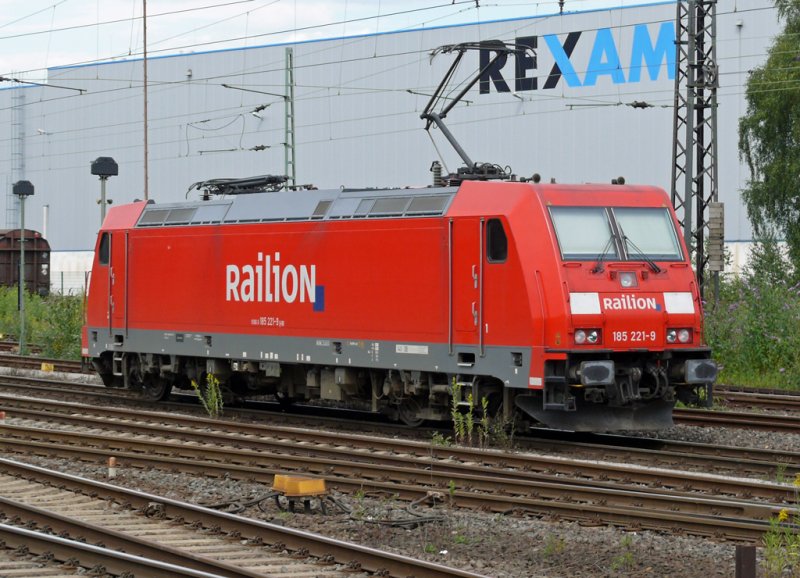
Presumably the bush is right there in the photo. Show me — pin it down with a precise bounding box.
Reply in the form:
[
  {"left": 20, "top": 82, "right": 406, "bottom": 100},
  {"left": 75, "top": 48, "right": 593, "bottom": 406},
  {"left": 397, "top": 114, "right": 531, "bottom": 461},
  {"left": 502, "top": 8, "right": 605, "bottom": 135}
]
[
  {"left": 0, "top": 287, "right": 84, "bottom": 360},
  {"left": 705, "top": 277, "right": 800, "bottom": 387},
  {"left": 705, "top": 234, "right": 800, "bottom": 388},
  {"left": 31, "top": 293, "right": 84, "bottom": 360}
]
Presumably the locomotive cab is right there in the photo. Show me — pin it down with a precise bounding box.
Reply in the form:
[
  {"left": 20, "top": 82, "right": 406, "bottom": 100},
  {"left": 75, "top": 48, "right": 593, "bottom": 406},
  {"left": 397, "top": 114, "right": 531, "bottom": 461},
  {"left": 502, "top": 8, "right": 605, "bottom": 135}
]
[{"left": 513, "top": 186, "right": 717, "bottom": 431}]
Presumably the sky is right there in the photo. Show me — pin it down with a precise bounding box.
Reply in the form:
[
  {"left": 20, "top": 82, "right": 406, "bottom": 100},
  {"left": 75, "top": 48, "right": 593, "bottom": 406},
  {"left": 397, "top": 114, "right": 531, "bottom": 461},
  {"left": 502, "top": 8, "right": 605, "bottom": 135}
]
[{"left": 0, "top": 0, "right": 655, "bottom": 81}]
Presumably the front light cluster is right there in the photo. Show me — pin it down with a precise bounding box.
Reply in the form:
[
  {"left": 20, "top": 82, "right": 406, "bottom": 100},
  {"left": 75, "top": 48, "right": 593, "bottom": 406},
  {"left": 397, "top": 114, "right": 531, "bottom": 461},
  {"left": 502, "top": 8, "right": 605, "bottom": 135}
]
[
  {"left": 574, "top": 328, "right": 601, "bottom": 345},
  {"left": 666, "top": 328, "right": 692, "bottom": 344}
]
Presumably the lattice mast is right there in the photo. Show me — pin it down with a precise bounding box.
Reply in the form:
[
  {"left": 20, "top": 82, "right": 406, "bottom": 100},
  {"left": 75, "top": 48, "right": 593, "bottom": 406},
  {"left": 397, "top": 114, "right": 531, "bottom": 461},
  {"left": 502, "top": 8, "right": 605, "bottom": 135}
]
[
  {"left": 671, "top": 0, "right": 722, "bottom": 298},
  {"left": 284, "top": 47, "right": 296, "bottom": 190}
]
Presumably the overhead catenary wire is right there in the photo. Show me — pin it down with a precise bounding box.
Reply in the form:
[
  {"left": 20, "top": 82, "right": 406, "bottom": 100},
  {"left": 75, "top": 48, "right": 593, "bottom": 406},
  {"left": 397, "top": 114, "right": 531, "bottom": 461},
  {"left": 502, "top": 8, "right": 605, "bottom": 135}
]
[
  {"left": 0, "top": 0, "right": 259, "bottom": 43},
  {"left": 0, "top": 1, "right": 777, "bottom": 91},
  {"left": 4, "top": 1, "right": 776, "bottom": 81},
  {"left": 0, "top": 2, "right": 784, "bottom": 171},
  {"left": 0, "top": 36, "right": 778, "bottom": 149},
  {"left": 0, "top": 48, "right": 782, "bottom": 152},
  {"left": 0, "top": 0, "right": 486, "bottom": 78},
  {"left": 2, "top": 1, "right": 778, "bottom": 93}
]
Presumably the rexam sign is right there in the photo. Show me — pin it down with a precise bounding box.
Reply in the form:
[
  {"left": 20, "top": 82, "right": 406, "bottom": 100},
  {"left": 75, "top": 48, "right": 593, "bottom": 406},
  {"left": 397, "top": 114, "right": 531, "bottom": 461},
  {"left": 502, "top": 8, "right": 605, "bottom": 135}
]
[{"left": 478, "top": 22, "right": 675, "bottom": 92}]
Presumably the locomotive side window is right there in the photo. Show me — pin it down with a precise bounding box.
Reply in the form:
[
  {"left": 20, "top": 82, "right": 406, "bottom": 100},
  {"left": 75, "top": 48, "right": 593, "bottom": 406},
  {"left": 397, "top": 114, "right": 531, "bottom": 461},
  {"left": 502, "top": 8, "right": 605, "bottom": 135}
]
[
  {"left": 354, "top": 199, "right": 374, "bottom": 217},
  {"left": 370, "top": 197, "right": 411, "bottom": 217},
  {"left": 550, "top": 207, "right": 618, "bottom": 260},
  {"left": 139, "top": 209, "right": 169, "bottom": 226},
  {"left": 486, "top": 218, "right": 508, "bottom": 262},
  {"left": 98, "top": 232, "right": 110, "bottom": 266},
  {"left": 613, "top": 208, "right": 683, "bottom": 260},
  {"left": 312, "top": 200, "right": 333, "bottom": 219}
]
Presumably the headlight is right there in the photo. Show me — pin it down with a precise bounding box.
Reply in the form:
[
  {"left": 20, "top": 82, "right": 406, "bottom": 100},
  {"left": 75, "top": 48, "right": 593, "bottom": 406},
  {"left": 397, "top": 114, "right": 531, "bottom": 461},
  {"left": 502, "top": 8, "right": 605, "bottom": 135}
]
[
  {"left": 666, "top": 328, "right": 692, "bottom": 344},
  {"left": 619, "top": 271, "right": 638, "bottom": 288},
  {"left": 574, "top": 329, "right": 600, "bottom": 345}
]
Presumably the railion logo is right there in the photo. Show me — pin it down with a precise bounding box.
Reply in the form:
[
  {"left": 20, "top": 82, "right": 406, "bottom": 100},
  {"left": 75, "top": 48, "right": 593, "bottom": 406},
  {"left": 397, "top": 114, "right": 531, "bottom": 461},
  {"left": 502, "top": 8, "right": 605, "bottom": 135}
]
[
  {"left": 226, "top": 251, "right": 324, "bottom": 310},
  {"left": 478, "top": 22, "right": 675, "bottom": 93},
  {"left": 602, "top": 295, "right": 661, "bottom": 311}
]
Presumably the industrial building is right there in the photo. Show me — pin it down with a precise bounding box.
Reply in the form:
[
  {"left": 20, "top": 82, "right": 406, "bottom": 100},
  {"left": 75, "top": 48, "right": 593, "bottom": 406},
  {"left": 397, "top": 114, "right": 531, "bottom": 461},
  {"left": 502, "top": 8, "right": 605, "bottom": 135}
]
[{"left": 0, "top": 0, "right": 777, "bottom": 291}]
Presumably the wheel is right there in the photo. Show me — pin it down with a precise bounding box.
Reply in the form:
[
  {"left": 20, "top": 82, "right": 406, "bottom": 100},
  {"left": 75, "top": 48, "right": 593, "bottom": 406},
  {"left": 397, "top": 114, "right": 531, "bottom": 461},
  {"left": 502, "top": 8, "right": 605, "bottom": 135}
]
[
  {"left": 276, "top": 392, "right": 295, "bottom": 411},
  {"left": 127, "top": 357, "right": 170, "bottom": 401},
  {"left": 397, "top": 397, "right": 424, "bottom": 427},
  {"left": 140, "top": 374, "right": 171, "bottom": 401}
]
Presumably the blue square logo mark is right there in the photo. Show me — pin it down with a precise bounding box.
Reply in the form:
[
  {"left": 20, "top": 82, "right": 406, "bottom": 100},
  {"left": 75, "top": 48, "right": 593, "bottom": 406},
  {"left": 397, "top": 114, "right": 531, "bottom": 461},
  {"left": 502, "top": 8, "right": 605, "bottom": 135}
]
[{"left": 313, "top": 285, "right": 325, "bottom": 312}]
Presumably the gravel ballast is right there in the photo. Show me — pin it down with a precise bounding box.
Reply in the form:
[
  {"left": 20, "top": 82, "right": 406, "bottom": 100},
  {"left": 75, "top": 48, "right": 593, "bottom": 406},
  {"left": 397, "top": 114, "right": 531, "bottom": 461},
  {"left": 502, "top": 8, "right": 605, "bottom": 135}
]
[{"left": 11, "top": 419, "right": 790, "bottom": 577}]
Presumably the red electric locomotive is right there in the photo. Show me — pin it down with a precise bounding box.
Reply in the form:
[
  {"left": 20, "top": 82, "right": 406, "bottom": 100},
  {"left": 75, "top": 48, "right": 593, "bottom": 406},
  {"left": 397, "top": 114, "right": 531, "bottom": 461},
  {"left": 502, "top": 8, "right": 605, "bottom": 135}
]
[
  {"left": 81, "top": 176, "right": 716, "bottom": 431},
  {"left": 81, "top": 42, "right": 716, "bottom": 431}
]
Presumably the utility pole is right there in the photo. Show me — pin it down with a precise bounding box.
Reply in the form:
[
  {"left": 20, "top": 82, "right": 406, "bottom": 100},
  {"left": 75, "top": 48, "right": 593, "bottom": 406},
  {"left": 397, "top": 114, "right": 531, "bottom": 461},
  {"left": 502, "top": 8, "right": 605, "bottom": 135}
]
[
  {"left": 284, "top": 47, "right": 296, "bottom": 189},
  {"left": 8, "top": 90, "right": 24, "bottom": 230},
  {"left": 143, "top": 0, "right": 149, "bottom": 200},
  {"left": 12, "top": 181, "right": 33, "bottom": 355},
  {"left": 671, "top": 0, "right": 722, "bottom": 299}
]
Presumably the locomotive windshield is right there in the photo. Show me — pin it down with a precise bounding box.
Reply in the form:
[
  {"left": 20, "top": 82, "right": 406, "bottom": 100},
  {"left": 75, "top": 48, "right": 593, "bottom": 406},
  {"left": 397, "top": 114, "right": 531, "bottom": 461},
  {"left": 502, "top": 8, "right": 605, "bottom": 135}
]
[
  {"left": 550, "top": 207, "right": 618, "bottom": 260},
  {"left": 613, "top": 207, "right": 683, "bottom": 260},
  {"left": 550, "top": 206, "right": 683, "bottom": 262}
]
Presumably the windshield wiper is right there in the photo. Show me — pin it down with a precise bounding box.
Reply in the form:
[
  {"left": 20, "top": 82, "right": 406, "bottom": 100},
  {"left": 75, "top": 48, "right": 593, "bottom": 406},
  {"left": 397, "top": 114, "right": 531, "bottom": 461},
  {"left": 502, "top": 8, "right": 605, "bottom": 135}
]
[
  {"left": 590, "top": 235, "right": 616, "bottom": 274},
  {"left": 618, "top": 225, "right": 662, "bottom": 273}
]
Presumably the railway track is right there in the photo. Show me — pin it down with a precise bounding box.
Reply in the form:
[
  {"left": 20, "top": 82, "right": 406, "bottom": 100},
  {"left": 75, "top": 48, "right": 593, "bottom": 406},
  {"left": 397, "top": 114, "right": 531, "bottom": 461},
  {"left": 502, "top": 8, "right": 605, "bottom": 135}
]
[
  {"left": 714, "top": 384, "right": 800, "bottom": 411},
  {"left": 4, "top": 350, "right": 800, "bottom": 419},
  {"left": 0, "top": 352, "right": 84, "bottom": 375},
  {"left": 1, "top": 373, "right": 800, "bottom": 480},
  {"left": 673, "top": 407, "right": 800, "bottom": 431},
  {"left": 0, "top": 394, "right": 789, "bottom": 544},
  {"left": 0, "top": 458, "right": 482, "bottom": 578},
  {"left": 0, "top": 372, "right": 799, "bottom": 482},
  {"left": 4, "top": 345, "right": 800, "bottom": 412},
  {"left": 0, "top": 523, "right": 224, "bottom": 578},
  {"left": 0, "top": 366, "right": 797, "bottom": 545},
  {"left": 3, "top": 395, "right": 794, "bottom": 503},
  {"left": 5, "top": 367, "right": 800, "bottom": 433}
]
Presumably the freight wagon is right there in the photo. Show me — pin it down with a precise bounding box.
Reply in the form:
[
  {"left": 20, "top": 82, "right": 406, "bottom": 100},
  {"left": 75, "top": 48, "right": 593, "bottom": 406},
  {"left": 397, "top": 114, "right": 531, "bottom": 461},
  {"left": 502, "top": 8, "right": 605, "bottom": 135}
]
[{"left": 0, "top": 229, "right": 50, "bottom": 296}]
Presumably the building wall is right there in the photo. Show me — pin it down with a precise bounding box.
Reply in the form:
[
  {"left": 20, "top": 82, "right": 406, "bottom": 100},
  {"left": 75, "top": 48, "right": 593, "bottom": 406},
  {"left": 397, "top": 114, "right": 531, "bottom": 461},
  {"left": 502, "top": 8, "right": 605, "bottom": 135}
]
[{"left": 0, "top": 0, "right": 778, "bottom": 267}]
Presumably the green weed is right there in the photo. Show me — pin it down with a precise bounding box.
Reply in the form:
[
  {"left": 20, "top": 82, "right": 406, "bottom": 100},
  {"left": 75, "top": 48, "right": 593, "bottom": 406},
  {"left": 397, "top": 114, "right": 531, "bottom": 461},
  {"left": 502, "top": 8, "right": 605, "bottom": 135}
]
[
  {"left": 191, "top": 373, "right": 224, "bottom": 417},
  {"left": 431, "top": 431, "right": 452, "bottom": 447},
  {"left": 541, "top": 533, "right": 565, "bottom": 558},
  {"left": 610, "top": 534, "right": 635, "bottom": 573},
  {"left": 777, "top": 463, "right": 789, "bottom": 484},
  {"left": 450, "top": 379, "right": 466, "bottom": 443}
]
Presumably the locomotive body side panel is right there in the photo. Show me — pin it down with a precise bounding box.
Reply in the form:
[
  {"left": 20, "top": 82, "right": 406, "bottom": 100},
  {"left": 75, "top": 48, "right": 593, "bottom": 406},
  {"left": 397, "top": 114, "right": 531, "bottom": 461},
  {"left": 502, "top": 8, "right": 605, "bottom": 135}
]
[
  {"left": 85, "top": 192, "right": 539, "bottom": 394},
  {"left": 124, "top": 219, "right": 449, "bottom": 340}
]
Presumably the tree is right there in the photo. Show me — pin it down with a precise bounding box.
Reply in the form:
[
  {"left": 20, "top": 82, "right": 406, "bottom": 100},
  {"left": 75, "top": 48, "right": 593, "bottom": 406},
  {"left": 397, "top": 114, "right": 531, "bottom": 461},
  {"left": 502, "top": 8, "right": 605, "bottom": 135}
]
[
  {"left": 739, "top": 0, "right": 800, "bottom": 273},
  {"left": 744, "top": 229, "right": 794, "bottom": 286}
]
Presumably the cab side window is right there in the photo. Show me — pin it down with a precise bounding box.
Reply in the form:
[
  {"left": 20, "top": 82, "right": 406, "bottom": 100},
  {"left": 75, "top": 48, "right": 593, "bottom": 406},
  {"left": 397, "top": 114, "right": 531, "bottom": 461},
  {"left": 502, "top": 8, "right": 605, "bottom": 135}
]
[
  {"left": 487, "top": 218, "right": 508, "bottom": 263},
  {"left": 98, "top": 232, "right": 110, "bottom": 266}
]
